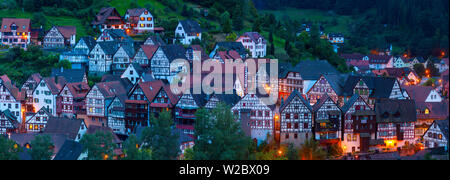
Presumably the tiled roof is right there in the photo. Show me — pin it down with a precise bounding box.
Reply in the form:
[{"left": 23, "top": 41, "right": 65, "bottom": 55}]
[
  {"left": 341, "top": 94, "right": 361, "bottom": 113},
  {"left": 144, "top": 35, "right": 165, "bottom": 45},
  {"left": 56, "top": 26, "right": 76, "bottom": 39},
  {"left": 126, "top": 8, "right": 147, "bottom": 17},
  {"left": 241, "top": 32, "right": 267, "bottom": 44},
  {"left": 434, "top": 119, "right": 449, "bottom": 142},
  {"left": 43, "top": 117, "right": 84, "bottom": 140},
  {"left": 416, "top": 101, "right": 449, "bottom": 120},
  {"left": 96, "top": 80, "right": 129, "bottom": 101},
  {"left": 213, "top": 42, "right": 248, "bottom": 58},
  {"left": 97, "top": 41, "right": 120, "bottom": 55},
  {"left": 79, "top": 36, "right": 97, "bottom": 51},
  {"left": 51, "top": 68, "right": 86, "bottom": 83},
  {"left": 342, "top": 75, "right": 397, "bottom": 98},
  {"left": 65, "top": 82, "right": 90, "bottom": 99},
  {"left": 92, "top": 7, "right": 122, "bottom": 25},
  {"left": 1, "top": 18, "right": 31, "bottom": 32},
  {"left": 1, "top": 75, "right": 23, "bottom": 101},
  {"left": 137, "top": 80, "right": 180, "bottom": 107},
  {"left": 140, "top": 45, "right": 159, "bottom": 59},
  {"left": 279, "top": 90, "right": 312, "bottom": 113},
  {"left": 368, "top": 55, "right": 392, "bottom": 64},
  {"left": 43, "top": 76, "right": 67, "bottom": 95},
  {"left": 160, "top": 45, "right": 186, "bottom": 62},
  {"left": 216, "top": 50, "right": 241, "bottom": 61},
  {"left": 179, "top": 20, "right": 202, "bottom": 34},
  {"left": 375, "top": 99, "right": 416, "bottom": 123},
  {"left": 294, "top": 60, "right": 340, "bottom": 80},
  {"left": 53, "top": 140, "right": 83, "bottom": 160},
  {"left": 402, "top": 85, "right": 434, "bottom": 103}
]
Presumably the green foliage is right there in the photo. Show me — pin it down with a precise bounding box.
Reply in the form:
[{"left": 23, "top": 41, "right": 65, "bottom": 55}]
[
  {"left": 298, "top": 138, "right": 326, "bottom": 160},
  {"left": 327, "top": 143, "right": 343, "bottom": 158},
  {"left": 220, "top": 11, "right": 232, "bottom": 34},
  {"left": 80, "top": 131, "right": 117, "bottom": 160},
  {"left": 55, "top": 60, "right": 72, "bottom": 70},
  {"left": 140, "top": 110, "right": 180, "bottom": 160},
  {"left": 29, "top": 135, "right": 54, "bottom": 160},
  {"left": 183, "top": 147, "right": 194, "bottom": 160},
  {"left": 193, "top": 103, "right": 252, "bottom": 160},
  {"left": 225, "top": 32, "right": 237, "bottom": 42},
  {"left": 0, "top": 46, "right": 59, "bottom": 86},
  {"left": 0, "top": 136, "right": 21, "bottom": 160},
  {"left": 414, "top": 63, "right": 426, "bottom": 77},
  {"left": 123, "top": 135, "right": 152, "bottom": 160}
]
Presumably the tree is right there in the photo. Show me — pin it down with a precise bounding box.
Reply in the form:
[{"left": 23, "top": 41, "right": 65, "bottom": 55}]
[
  {"left": 298, "top": 138, "right": 326, "bottom": 160},
  {"left": 31, "top": 12, "right": 47, "bottom": 29},
  {"left": 123, "top": 135, "right": 152, "bottom": 160},
  {"left": 140, "top": 111, "right": 179, "bottom": 160},
  {"left": 327, "top": 143, "right": 343, "bottom": 158},
  {"left": 55, "top": 60, "right": 72, "bottom": 69},
  {"left": 80, "top": 131, "right": 117, "bottom": 160},
  {"left": 225, "top": 32, "right": 237, "bottom": 42},
  {"left": 130, "top": 0, "right": 139, "bottom": 9},
  {"left": 232, "top": 2, "right": 244, "bottom": 31},
  {"left": 252, "top": 18, "right": 262, "bottom": 32},
  {"left": 0, "top": 136, "right": 21, "bottom": 160},
  {"left": 29, "top": 135, "right": 54, "bottom": 160},
  {"left": 414, "top": 63, "right": 426, "bottom": 77},
  {"left": 286, "top": 143, "right": 299, "bottom": 160},
  {"left": 193, "top": 103, "right": 252, "bottom": 160},
  {"left": 220, "top": 11, "right": 232, "bottom": 34}
]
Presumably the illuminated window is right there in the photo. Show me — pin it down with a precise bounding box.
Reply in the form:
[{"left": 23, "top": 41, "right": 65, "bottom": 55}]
[
  {"left": 140, "top": 24, "right": 144, "bottom": 27},
  {"left": 320, "top": 123, "right": 326, "bottom": 128},
  {"left": 29, "top": 124, "right": 33, "bottom": 130},
  {"left": 147, "top": 17, "right": 152, "bottom": 21},
  {"left": 425, "top": 108, "right": 430, "bottom": 114},
  {"left": 438, "top": 134, "right": 442, "bottom": 139},
  {"left": 140, "top": 17, "right": 145, "bottom": 21}
]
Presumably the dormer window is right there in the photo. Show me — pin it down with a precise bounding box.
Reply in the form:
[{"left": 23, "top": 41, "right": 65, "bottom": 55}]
[
  {"left": 425, "top": 108, "right": 430, "bottom": 114},
  {"left": 144, "top": 11, "right": 148, "bottom": 15}
]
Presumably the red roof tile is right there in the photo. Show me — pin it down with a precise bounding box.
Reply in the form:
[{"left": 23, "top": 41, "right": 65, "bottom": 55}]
[{"left": 1, "top": 18, "right": 31, "bottom": 33}]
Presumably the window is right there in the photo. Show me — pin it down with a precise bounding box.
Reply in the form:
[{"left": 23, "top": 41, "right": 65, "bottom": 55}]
[
  {"left": 294, "top": 133, "right": 298, "bottom": 139},
  {"left": 287, "top": 123, "right": 291, "bottom": 129},
  {"left": 285, "top": 133, "right": 289, "bottom": 139}
]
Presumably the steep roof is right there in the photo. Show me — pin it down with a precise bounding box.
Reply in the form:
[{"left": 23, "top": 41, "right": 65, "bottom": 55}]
[
  {"left": 279, "top": 90, "right": 312, "bottom": 113},
  {"left": 294, "top": 60, "right": 340, "bottom": 80},
  {"left": 56, "top": 26, "right": 76, "bottom": 39},
  {"left": 342, "top": 75, "right": 397, "bottom": 98},
  {"left": 92, "top": 7, "right": 122, "bottom": 25},
  {"left": 368, "top": 54, "right": 392, "bottom": 64},
  {"left": 79, "top": 36, "right": 97, "bottom": 51},
  {"left": 144, "top": 35, "right": 166, "bottom": 45},
  {"left": 126, "top": 8, "right": 147, "bottom": 17},
  {"left": 103, "top": 29, "right": 131, "bottom": 41},
  {"left": 214, "top": 92, "right": 242, "bottom": 107},
  {"left": 65, "top": 82, "right": 90, "bottom": 99},
  {"left": 160, "top": 45, "right": 186, "bottom": 62},
  {"left": 51, "top": 68, "right": 86, "bottom": 83},
  {"left": 9, "top": 133, "right": 68, "bottom": 156},
  {"left": 43, "top": 117, "right": 84, "bottom": 140},
  {"left": 179, "top": 20, "right": 202, "bottom": 34},
  {"left": 130, "top": 63, "right": 145, "bottom": 76},
  {"left": 215, "top": 50, "right": 241, "bottom": 61},
  {"left": 97, "top": 41, "right": 120, "bottom": 55},
  {"left": 241, "top": 32, "right": 267, "bottom": 44},
  {"left": 53, "top": 140, "right": 84, "bottom": 160},
  {"left": 323, "top": 74, "right": 348, "bottom": 96},
  {"left": 341, "top": 94, "right": 362, "bottom": 113},
  {"left": 119, "top": 43, "right": 135, "bottom": 57},
  {"left": 214, "top": 42, "right": 248, "bottom": 57},
  {"left": 434, "top": 119, "right": 449, "bottom": 141},
  {"left": 312, "top": 93, "right": 339, "bottom": 112},
  {"left": 1, "top": 18, "right": 31, "bottom": 33},
  {"left": 0, "top": 75, "right": 23, "bottom": 101},
  {"left": 140, "top": 45, "right": 159, "bottom": 59},
  {"left": 43, "top": 76, "right": 67, "bottom": 95},
  {"left": 95, "top": 80, "right": 130, "bottom": 101},
  {"left": 416, "top": 101, "right": 449, "bottom": 120},
  {"left": 375, "top": 99, "right": 416, "bottom": 123},
  {"left": 402, "top": 85, "right": 434, "bottom": 103}
]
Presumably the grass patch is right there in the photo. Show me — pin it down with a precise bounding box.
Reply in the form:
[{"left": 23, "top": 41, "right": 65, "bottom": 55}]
[{"left": 260, "top": 8, "right": 353, "bottom": 35}]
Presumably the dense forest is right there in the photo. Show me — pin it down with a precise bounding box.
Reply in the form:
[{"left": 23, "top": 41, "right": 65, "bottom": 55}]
[{"left": 253, "top": 0, "right": 449, "bottom": 57}]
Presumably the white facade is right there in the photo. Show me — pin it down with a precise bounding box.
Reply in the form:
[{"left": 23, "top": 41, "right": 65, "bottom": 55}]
[
  {"left": 175, "top": 22, "right": 202, "bottom": 45},
  {"left": 236, "top": 35, "right": 266, "bottom": 58},
  {"left": 89, "top": 44, "right": 112, "bottom": 73},
  {"left": 423, "top": 121, "right": 448, "bottom": 149},
  {"left": 121, "top": 64, "right": 141, "bottom": 84},
  {"left": 33, "top": 80, "right": 57, "bottom": 116},
  {"left": 125, "top": 9, "right": 154, "bottom": 34},
  {"left": 425, "top": 90, "right": 442, "bottom": 102}
]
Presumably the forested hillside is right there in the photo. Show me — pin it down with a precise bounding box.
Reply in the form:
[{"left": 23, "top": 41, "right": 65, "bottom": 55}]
[{"left": 253, "top": 0, "right": 449, "bottom": 57}]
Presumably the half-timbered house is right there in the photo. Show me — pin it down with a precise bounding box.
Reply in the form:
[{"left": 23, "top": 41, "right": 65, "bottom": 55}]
[
  {"left": 375, "top": 99, "right": 416, "bottom": 151},
  {"left": 0, "top": 18, "right": 31, "bottom": 49},
  {"left": 121, "top": 63, "right": 145, "bottom": 84},
  {"left": 422, "top": 119, "right": 448, "bottom": 149},
  {"left": 21, "top": 73, "right": 42, "bottom": 112},
  {"left": 56, "top": 82, "right": 90, "bottom": 118},
  {"left": 231, "top": 93, "right": 276, "bottom": 143},
  {"left": 150, "top": 45, "right": 186, "bottom": 81},
  {"left": 174, "top": 20, "right": 202, "bottom": 45},
  {"left": 88, "top": 41, "right": 120, "bottom": 75},
  {"left": 340, "top": 94, "right": 376, "bottom": 153},
  {"left": 43, "top": 26, "right": 76, "bottom": 48},
  {"left": 0, "top": 109, "right": 18, "bottom": 135},
  {"left": 0, "top": 75, "right": 24, "bottom": 121},
  {"left": 112, "top": 44, "right": 135, "bottom": 75},
  {"left": 91, "top": 7, "right": 125, "bottom": 32},
  {"left": 59, "top": 36, "right": 96, "bottom": 69},
  {"left": 278, "top": 63, "right": 304, "bottom": 102},
  {"left": 107, "top": 96, "right": 126, "bottom": 135},
  {"left": 44, "top": 117, "right": 87, "bottom": 142},
  {"left": 174, "top": 89, "right": 206, "bottom": 136},
  {"left": 124, "top": 8, "right": 154, "bottom": 34},
  {"left": 132, "top": 45, "right": 158, "bottom": 68},
  {"left": 32, "top": 76, "right": 67, "bottom": 116},
  {"left": 24, "top": 107, "right": 52, "bottom": 133},
  {"left": 279, "top": 90, "right": 313, "bottom": 147},
  {"left": 312, "top": 94, "right": 342, "bottom": 146},
  {"left": 307, "top": 74, "right": 346, "bottom": 106}
]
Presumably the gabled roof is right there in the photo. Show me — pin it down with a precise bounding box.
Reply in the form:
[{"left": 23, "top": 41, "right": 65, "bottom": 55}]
[
  {"left": 102, "top": 29, "right": 131, "bottom": 41},
  {"left": 341, "top": 94, "right": 362, "bottom": 113},
  {"left": 43, "top": 76, "right": 67, "bottom": 95},
  {"left": 187, "top": 45, "right": 208, "bottom": 61},
  {"left": 56, "top": 26, "right": 76, "bottom": 39},
  {"left": 92, "top": 7, "right": 123, "bottom": 25},
  {"left": 0, "top": 75, "right": 23, "bottom": 101},
  {"left": 368, "top": 54, "right": 393, "bottom": 64},
  {"left": 1, "top": 18, "right": 31, "bottom": 32},
  {"left": 179, "top": 20, "right": 202, "bottom": 34},
  {"left": 214, "top": 42, "right": 248, "bottom": 57},
  {"left": 43, "top": 117, "right": 84, "bottom": 140},
  {"left": 240, "top": 32, "right": 267, "bottom": 44},
  {"left": 95, "top": 80, "right": 129, "bottom": 100},
  {"left": 64, "top": 82, "right": 90, "bottom": 99},
  {"left": 79, "top": 36, "right": 97, "bottom": 51},
  {"left": 51, "top": 68, "right": 86, "bottom": 83},
  {"left": 53, "top": 140, "right": 84, "bottom": 160},
  {"left": 402, "top": 85, "right": 435, "bottom": 103},
  {"left": 279, "top": 90, "right": 312, "bottom": 113},
  {"left": 159, "top": 45, "right": 186, "bottom": 62},
  {"left": 135, "top": 80, "right": 180, "bottom": 107},
  {"left": 9, "top": 133, "right": 68, "bottom": 156},
  {"left": 322, "top": 74, "right": 348, "bottom": 96},
  {"left": 144, "top": 35, "right": 165, "bottom": 45},
  {"left": 294, "top": 60, "right": 340, "bottom": 80},
  {"left": 25, "top": 107, "right": 53, "bottom": 124},
  {"left": 375, "top": 99, "right": 416, "bottom": 123},
  {"left": 126, "top": 8, "right": 147, "bottom": 17},
  {"left": 215, "top": 50, "right": 241, "bottom": 61},
  {"left": 415, "top": 101, "right": 449, "bottom": 120},
  {"left": 434, "top": 119, "right": 449, "bottom": 141},
  {"left": 118, "top": 43, "right": 135, "bottom": 57},
  {"left": 312, "top": 93, "right": 339, "bottom": 112},
  {"left": 97, "top": 41, "right": 120, "bottom": 55},
  {"left": 215, "top": 92, "right": 242, "bottom": 107},
  {"left": 0, "top": 109, "right": 18, "bottom": 128},
  {"left": 342, "top": 75, "right": 397, "bottom": 98},
  {"left": 140, "top": 45, "right": 159, "bottom": 59}
]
